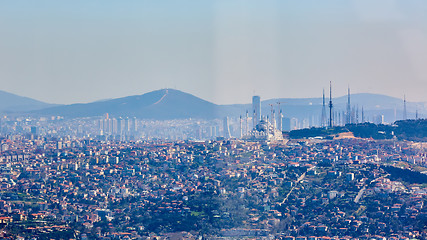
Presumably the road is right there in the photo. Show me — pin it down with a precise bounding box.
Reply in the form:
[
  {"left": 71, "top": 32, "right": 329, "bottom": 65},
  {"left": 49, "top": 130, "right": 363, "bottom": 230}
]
[
  {"left": 280, "top": 166, "right": 314, "bottom": 205},
  {"left": 354, "top": 174, "right": 390, "bottom": 203},
  {"left": 354, "top": 186, "right": 366, "bottom": 203}
]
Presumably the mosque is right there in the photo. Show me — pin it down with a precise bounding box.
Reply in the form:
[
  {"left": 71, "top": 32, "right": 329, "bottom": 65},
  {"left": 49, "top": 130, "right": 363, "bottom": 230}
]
[{"left": 242, "top": 96, "right": 286, "bottom": 142}]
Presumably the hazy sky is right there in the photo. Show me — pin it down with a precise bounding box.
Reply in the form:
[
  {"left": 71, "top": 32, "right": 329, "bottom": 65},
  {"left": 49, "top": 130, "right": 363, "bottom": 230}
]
[{"left": 1, "top": 1, "right": 427, "bottom": 104}]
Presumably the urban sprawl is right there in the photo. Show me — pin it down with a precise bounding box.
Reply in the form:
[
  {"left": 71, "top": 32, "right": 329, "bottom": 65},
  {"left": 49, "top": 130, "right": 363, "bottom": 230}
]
[{"left": 0, "top": 113, "right": 426, "bottom": 240}]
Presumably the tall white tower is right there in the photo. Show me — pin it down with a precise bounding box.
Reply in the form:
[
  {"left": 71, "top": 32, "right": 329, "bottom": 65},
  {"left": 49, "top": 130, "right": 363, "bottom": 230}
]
[{"left": 223, "top": 117, "right": 231, "bottom": 138}]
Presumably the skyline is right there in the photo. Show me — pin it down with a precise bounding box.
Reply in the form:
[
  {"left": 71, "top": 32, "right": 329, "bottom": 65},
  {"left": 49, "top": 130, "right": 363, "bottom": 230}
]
[
  {"left": 1, "top": 1, "right": 427, "bottom": 104},
  {"left": 1, "top": 87, "right": 425, "bottom": 106}
]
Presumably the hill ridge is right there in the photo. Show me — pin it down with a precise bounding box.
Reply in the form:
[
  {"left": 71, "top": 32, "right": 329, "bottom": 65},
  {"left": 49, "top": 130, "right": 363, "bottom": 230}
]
[
  {"left": 0, "top": 90, "right": 57, "bottom": 112},
  {"left": 0, "top": 88, "right": 424, "bottom": 122}
]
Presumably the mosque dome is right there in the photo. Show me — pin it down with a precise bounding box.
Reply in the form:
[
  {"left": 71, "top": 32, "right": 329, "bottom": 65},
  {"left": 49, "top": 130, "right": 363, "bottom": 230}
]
[{"left": 256, "top": 119, "right": 269, "bottom": 132}]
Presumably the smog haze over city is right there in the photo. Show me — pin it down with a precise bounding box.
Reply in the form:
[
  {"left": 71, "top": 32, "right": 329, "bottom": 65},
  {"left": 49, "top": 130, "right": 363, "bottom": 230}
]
[
  {"left": 0, "top": 1, "right": 427, "bottom": 240},
  {"left": 1, "top": 1, "right": 427, "bottom": 104}
]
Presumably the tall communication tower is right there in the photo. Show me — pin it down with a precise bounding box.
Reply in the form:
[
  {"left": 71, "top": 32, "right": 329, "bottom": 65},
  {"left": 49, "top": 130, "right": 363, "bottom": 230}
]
[
  {"left": 321, "top": 89, "right": 327, "bottom": 127},
  {"left": 346, "top": 87, "right": 351, "bottom": 124},
  {"left": 403, "top": 95, "right": 407, "bottom": 120},
  {"left": 356, "top": 106, "right": 359, "bottom": 124},
  {"left": 329, "top": 81, "right": 333, "bottom": 128}
]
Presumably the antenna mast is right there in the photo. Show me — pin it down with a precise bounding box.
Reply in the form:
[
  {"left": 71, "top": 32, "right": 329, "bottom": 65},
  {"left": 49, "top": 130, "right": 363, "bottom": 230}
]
[
  {"left": 329, "top": 81, "right": 333, "bottom": 128},
  {"left": 403, "top": 95, "right": 407, "bottom": 120},
  {"left": 321, "top": 89, "right": 327, "bottom": 127}
]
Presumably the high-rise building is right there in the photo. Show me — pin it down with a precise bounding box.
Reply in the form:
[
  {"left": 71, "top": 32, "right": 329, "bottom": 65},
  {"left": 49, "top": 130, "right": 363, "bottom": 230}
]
[
  {"left": 98, "top": 119, "right": 104, "bottom": 135},
  {"left": 77, "top": 125, "right": 83, "bottom": 137},
  {"left": 112, "top": 118, "right": 118, "bottom": 134},
  {"left": 31, "top": 126, "right": 37, "bottom": 135},
  {"left": 132, "top": 117, "right": 138, "bottom": 133},
  {"left": 117, "top": 117, "right": 123, "bottom": 136},
  {"left": 282, "top": 117, "right": 291, "bottom": 131},
  {"left": 291, "top": 118, "right": 299, "bottom": 130},
  {"left": 252, "top": 96, "right": 261, "bottom": 128},
  {"left": 103, "top": 118, "right": 111, "bottom": 134},
  {"left": 125, "top": 117, "right": 130, "bottom": 133}
]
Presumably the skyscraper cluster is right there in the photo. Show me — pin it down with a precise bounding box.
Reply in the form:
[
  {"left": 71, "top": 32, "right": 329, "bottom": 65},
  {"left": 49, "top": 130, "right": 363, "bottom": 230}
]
[{"left": 98, "top": 114, "right": 138, "bottom": 140}]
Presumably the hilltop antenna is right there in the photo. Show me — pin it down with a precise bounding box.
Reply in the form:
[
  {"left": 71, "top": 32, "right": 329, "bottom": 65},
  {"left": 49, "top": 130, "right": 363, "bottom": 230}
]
[
  {"left": 356, "top": 105, "right": 359, "bottom": 124},
  {"left": 321, "top": 89, "right": 327, "bottom": 128},
  {"left": 403, "top": 95, "right": 407, "bottom": 120},
  {"left": 346, "top": 86, "right": 351, "bottom": 124},
  {"left": 329, "top": 81, "right": 333, "bottom": 128}
]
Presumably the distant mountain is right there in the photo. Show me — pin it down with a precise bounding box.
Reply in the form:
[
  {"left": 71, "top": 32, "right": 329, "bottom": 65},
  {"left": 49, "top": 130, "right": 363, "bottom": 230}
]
[
  {"left": 37, "top": 89, "right": 240, "bottom": 119},
  {"left": 33, "top": 89, "right": 426, "bottom": 122},
  {"left": 0, "top": 90, "right": 57, "bottom": 112}
]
